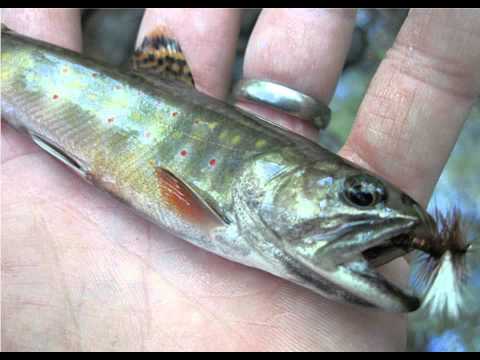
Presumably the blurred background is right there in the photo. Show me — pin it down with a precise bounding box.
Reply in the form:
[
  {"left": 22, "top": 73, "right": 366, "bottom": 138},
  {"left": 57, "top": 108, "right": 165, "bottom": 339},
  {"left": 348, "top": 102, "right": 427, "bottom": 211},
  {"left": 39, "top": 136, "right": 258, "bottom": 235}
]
[{"left": 81, "top": 9, "right": 480, "bottom": 352}]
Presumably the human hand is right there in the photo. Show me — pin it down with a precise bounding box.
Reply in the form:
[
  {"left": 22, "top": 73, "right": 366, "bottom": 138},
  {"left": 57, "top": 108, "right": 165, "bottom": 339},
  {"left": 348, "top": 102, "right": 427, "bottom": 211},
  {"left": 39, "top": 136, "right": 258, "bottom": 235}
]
[{"left": 2, "top": 8, "right": 480, "bottom": 351}]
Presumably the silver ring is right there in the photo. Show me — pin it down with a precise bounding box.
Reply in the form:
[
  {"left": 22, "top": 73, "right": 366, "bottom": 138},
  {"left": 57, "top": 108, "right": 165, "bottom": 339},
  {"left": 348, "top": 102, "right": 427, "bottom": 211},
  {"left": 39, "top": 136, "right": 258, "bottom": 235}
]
[{"left": 232, "top": 79, "right": 331, "bottom": 129}]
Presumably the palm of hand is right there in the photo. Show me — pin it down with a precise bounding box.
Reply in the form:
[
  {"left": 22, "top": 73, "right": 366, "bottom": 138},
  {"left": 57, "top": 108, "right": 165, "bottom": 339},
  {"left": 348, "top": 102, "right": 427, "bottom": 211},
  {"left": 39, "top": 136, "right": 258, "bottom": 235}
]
[{"left": 4, "top": 8, "right": 479, "bottom": 352}]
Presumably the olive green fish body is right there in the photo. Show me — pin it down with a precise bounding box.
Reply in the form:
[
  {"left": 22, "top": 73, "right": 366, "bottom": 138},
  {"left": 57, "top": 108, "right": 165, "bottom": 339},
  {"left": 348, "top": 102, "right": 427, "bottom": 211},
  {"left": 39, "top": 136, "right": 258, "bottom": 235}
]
[
  {"left": 2, "top": 29, "right": 319, "bottom": 262},
  {"left": 1, "top": 27, "right": 435, "bottom": 312}
]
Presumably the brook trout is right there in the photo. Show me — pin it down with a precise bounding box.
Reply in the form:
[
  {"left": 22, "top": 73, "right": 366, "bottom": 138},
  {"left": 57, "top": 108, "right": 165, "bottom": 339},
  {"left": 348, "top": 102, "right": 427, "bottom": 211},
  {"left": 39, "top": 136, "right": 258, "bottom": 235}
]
[{"left": 1, "top": 25, "right": 436, "bottom": 312}]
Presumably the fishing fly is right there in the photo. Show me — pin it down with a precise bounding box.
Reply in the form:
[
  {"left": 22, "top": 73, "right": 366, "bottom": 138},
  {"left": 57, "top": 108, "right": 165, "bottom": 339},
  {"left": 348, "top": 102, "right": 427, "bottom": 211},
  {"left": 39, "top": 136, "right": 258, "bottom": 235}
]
[{"left": 412, "top": 209, "right": 473, "bottom": 319}]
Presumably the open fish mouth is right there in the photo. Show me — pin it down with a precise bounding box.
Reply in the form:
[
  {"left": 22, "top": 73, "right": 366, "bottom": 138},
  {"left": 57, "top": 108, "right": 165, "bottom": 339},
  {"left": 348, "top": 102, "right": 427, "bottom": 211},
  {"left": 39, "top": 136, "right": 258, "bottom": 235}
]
[
  {"left": 357, "top": 214, "right": 438, "bottom": 307},
  {"left": 345, "top": 223, "right": 436, "bottom": 312},
  {"left": 362, "top": 232, "right": 414, "bottom": 268},
  {"left": 285, "top": 222, "right": 435, "bottom": 312},
  {"left": 363, "top": 206, "right": 437, "bottom": 269},
  {"left": 360, "top": 232, "right": 422, "bottom": 311}
]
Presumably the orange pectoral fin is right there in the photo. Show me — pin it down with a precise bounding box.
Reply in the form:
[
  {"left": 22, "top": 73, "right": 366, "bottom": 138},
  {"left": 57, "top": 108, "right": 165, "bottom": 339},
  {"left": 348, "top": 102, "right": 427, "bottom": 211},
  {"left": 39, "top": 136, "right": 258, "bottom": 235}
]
[{"left": 155, "top": 167, "right": 228, "bottom": 229}]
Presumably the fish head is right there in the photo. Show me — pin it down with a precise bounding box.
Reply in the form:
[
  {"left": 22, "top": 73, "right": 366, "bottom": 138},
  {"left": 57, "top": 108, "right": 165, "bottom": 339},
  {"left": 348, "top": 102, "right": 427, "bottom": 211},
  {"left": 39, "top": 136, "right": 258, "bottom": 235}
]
[{"left": 245, "top": 153, "right": 436, "bottom": 312}]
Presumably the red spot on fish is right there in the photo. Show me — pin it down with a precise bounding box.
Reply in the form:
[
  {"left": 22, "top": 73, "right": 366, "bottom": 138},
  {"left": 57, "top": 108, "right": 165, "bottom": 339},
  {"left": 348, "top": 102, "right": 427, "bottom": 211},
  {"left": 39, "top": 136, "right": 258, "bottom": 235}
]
[
  {"left": 52, "top": 94, "right": 59, "bottom": 100},
  {"left": 92, "top": 73, "right": 98, "bottom": 78},
  {"left": 209, "top": 159, "right": 217, "bottom": 167},
  {"left": 172, "top": 112, "right": 178, "bottom": 117},
  {"left": 180, "top": 150, "right": 188, "bottom": 157},
  {"left": 145, "top": 131, "right": 151, "bottom": 138},
  {"left": 62, "top": 68, "right": 68, "bottom": 73},
  {"left": 107, "top": 117, "right": 114, "bottom": 124}
]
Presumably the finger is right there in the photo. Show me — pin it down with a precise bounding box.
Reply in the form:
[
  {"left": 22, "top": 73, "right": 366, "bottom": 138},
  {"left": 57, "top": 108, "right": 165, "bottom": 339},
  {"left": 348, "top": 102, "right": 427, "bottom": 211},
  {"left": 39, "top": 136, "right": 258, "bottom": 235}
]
[
  {"left": 241, "top": 9, "right": 410, "bottom": 351},
  {"left": 341, "top": 9, "right": 480, "bottom": 206},
  {"left": 240, "top": 8, "right": 357, "bottom": 140},
  {"left": 136, "top": 8, "right": 241, "bottom": 99},
  {"left": 1, "top": 8, "right": 82, "bottom": 52},
  {"left": 1, "top": 9, "right": 82, "bottom": 163}
]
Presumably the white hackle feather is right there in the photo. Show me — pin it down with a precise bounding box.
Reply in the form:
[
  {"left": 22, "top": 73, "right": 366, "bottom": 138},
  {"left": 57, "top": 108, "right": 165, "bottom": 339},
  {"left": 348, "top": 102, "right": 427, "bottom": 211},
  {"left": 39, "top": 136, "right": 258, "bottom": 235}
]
[
  {"left": 421, "top": 251, "right": 466, "bottom": 319},
  {"left": 414, "top": 208, "right": 471, "bottom": 319}
]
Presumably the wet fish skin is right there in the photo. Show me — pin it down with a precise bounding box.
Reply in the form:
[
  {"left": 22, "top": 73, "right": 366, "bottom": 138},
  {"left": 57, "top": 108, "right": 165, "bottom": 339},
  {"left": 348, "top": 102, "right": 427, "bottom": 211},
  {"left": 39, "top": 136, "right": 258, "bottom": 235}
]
[{"left": 1, "top": 26, "right": 433, "bottom": 312}]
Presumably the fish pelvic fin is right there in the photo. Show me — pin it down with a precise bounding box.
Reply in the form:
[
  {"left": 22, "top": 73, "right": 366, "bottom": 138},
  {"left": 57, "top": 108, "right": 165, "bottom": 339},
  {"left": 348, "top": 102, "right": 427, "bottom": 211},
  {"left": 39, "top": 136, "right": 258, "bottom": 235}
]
[{"left": 131, "top": 26, "right": 194, "bottom": 87}]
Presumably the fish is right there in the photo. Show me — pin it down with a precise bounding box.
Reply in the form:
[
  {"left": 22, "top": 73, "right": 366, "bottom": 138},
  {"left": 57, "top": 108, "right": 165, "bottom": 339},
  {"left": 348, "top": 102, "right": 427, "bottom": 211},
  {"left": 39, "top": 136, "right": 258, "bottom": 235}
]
[{"left": 1, "top": 24, "right": 438, "bottom": 312}]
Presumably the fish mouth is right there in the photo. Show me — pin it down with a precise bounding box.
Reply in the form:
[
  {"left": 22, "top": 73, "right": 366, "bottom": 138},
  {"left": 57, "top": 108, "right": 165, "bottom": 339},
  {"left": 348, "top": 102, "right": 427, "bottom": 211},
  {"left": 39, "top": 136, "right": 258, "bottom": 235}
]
[
  {"left": 362, "top": 205, "right": 437, "bottom": 268},
  {"left": 349, "top": 221, "right": 437, "bottom": 312},
  {"left": 344, "top": 227, "right": 424, "bottom": 312},
  {"left": 362, "top": 232, "right": 414, "bottom": 268},
  {"left": 285, "top": 221, "right": 435, "bottom": 312},
  {"left": 355, "top": 220, "right": 437, "bottom": 312}
]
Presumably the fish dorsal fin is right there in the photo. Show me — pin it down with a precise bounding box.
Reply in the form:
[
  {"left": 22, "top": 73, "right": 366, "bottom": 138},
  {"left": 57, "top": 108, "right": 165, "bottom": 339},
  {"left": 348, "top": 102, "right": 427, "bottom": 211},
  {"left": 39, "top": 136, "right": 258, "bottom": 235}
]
[
  {"left": 131, "top": 27, "right": 194, "bottom": 88},
  {"left": 155, "top": 167, "right": 230, "bottom": 228}
]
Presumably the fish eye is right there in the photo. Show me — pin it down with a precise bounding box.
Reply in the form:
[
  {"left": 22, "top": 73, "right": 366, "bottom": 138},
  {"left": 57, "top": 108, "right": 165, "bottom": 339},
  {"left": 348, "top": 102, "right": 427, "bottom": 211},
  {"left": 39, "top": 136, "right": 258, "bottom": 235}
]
[{"left": 342, "top": 175, "right": 387, "bottom": 208}]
